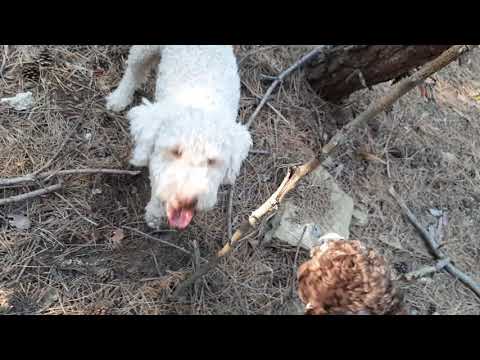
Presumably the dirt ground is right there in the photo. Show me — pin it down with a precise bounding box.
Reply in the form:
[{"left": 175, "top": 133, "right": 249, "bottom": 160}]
[{"left": 0, "top": 45, "right": 479, "bottom": 315}]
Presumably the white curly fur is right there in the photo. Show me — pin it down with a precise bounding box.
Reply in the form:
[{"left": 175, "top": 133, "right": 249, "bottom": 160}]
[{"left": 106, "top": 45, "right": 252, "bottom": 229}]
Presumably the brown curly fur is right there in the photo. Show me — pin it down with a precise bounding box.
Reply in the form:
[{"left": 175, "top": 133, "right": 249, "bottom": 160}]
[{"left": 297, "top": 240, "right": 407, "bottom": 315}]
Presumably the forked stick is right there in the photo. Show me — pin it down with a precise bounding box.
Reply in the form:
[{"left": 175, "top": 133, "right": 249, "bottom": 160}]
[
  {"left": 0, "top": 169, "right": 140, "bottom": 206},
  {"left": 389, "top": 186, "right": 480, "bottom": 300},
  {"left": 0, "top": 182, "right": 63, "bottom": 206}
]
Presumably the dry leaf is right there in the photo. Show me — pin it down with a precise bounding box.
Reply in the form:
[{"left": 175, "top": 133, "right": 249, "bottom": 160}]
[{"left": 8, "top": 214, "right": 31, "bottom": 230}]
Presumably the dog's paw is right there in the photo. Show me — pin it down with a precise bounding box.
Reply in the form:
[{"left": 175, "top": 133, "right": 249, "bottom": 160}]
[
  {"left": 105, "top": 91, "right": 132, "bottom": 112},
  {"left": 145, "top": 212, "right": 164, "bottom": 229},
  {"left": 129, "top": 157, "right": 148, "bottom": 168},
  {"left": 144, "top": 206, "right": 165, "bottom": 229}
]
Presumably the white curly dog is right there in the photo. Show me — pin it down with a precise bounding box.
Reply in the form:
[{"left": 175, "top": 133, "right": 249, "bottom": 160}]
[{"left": 106, "top": 45, "right": 252, "bottom": 230}]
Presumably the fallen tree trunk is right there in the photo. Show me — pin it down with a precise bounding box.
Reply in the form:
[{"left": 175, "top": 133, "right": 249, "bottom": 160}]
[{"left": 306, "top": 45, "right": 452, "bottom": 102}]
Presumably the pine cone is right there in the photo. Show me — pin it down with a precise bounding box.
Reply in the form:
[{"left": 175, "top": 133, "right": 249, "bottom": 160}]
[
  {"left": 37, "top": 49, "right": 55, "bottom": 68},
  {"left": 297, "top": 235, "right": 407, "bottom": 315},
  {"left": 21, "top": 62, "right": 40, "bottom": 82}
]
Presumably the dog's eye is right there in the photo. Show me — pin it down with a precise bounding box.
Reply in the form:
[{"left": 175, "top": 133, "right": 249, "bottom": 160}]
[
  {"left": 207, "top": 158, "right": 218, "bottom": 167},
  {"left": 170, "top": 148, "right": 183, "bottom": 158}
]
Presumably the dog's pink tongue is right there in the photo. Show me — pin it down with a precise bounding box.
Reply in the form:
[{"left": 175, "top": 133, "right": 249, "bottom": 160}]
[{"left": 168, "top": 208, "right": 194, "bottom": 229}]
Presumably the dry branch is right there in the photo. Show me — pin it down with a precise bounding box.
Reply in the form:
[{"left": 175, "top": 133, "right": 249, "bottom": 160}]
[
  {"left": 226, "top": 185, "right": 235, "bottom": 240},
  {"left": 0, "top": 169, "right": 140, "bottom": 207},
  {"left": 172, "top": 45, "right": 474, "bottom": 298},
  {"left": 245, "top": 46, "right": 329, "bottom": 129},
  {"left": 1, "top": 102, "right": 139, "bottom": 187},
  {"left": 0, "top": 182, "right": 63, "bottom": 206},
  {"left": 403, "top": 258, "right": 450, "bottom": 281},
  {"left": 0, "top": 168, "right": 140, "bottom": 187},
  {"left": 389, "top": 187, "right": 480, "bottom": 300}
]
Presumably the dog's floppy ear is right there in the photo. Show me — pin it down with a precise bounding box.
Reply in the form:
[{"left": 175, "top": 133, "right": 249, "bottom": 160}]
[
  {"left": 223, "top": 122, "right": 252, "bottom": 185},
  {"left": 127, "top": 98, "right": 159, "bottom": 167}
]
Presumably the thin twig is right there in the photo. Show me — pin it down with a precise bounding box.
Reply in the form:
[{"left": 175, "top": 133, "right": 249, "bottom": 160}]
[
  {"left": 242, "top": 80, "right": 290, "bottom": 126},
  {"left": 12, "top": 257, "right": 33, "bottom": 284},
  {"left": 54, "top": 192, "right": 99, "bottom": 226},
  {"left": 293, "top": 226, "right": 308, "bottom": 272},
  {"left": 389, "top": 186, "right": 480, "bottom": 300},
  {"left": 192, "top": 239, "right": 202, "bottom": 296},
  {"left": 32, "top": 110, "right": 87, "bottom": 176},
  {"left": 0, "top": 168, "right": 140, "bottom": 187},
  {"left": 226, "top": 184, "right": 234, "bottom": 240},
  {"left": 403, "top": 258, "right": 450, "bottom": 281},
  {"left": 6, "top": 248, "right": 50, "bottom": 286},
  {"left": 124, "top": 226, "right": 200, "bottom": 260},
  {"left": 291, "top": 226, "right": 308, "bottom": 296},
  {"left": 192, "top": 240, "right": 201, "bottom": 271},
  {"left": 172, "top": 45, "right": 474, "bottom": 298},
  {"left": 388, "top": 187, "right": 442, "bottom": 258},
  {"left": 249, "top": 149, "right": 271, "bottom": 155},
  {"left": 238, "top": 45, "right": 281, "bottom": 65},
  {"left": 0, "top": 182, "right": 63, "bottom": 206},
  {"left": 0, "top": 45, "right": 8, "bottom": 77},
  {"left": 245, "top": 46, "right": 327, "bottom": 129}
]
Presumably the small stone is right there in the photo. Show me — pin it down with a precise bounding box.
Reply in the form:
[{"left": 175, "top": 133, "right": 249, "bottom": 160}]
[
  {"left": 429, "top": 208, "right": 443, "bottom": 217},
  {"left": 1, "top": 92, "right": 34, "bottom": 111},
  {"left": 7, "top": 214, "right": 31, "bottom": 230}
]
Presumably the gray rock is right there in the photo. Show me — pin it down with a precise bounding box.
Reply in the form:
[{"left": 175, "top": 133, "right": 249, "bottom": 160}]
[
  {"left": 264, "top": 166, "right": 354, "bottom": 250},
  {"left": 1, "top": 92, "right": 33, "bottom": 111}
]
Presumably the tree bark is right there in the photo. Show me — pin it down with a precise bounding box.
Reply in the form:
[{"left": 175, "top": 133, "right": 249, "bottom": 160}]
[{"left": 306, "top": 45, "right": 452, "bottom": 102}]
